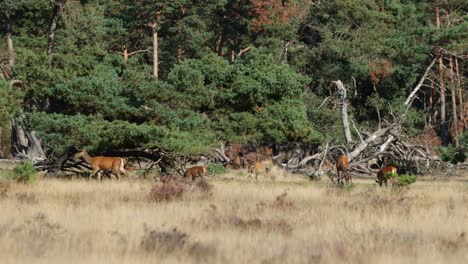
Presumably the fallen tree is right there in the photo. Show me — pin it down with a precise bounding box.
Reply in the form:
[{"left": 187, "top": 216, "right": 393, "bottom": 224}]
[{"left": 271, "top": 56, "right": 455, "bottom": 178}]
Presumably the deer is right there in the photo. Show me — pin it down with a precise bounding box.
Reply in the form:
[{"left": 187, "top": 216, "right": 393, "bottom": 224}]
[
  {"left": 74, "top": 150, "right": 127, "bottom": 182},
  {"left": 336, "top": 155, "right": 351, "bottom": 186},
  {"left": 248, "top": 157, "right": 274, "bottom": 180},
  {"left": 376, "top": 166, "right": 397, "bottom": 187},
  {"left": 183, "top": 165, "right": 207, "bottom": 181}
]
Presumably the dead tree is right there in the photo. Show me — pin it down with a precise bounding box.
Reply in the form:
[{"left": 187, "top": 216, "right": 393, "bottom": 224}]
[
  {"left": 333, "top": 80, "right": 353, "bottom": 144},
  {"left": 281, "top": 56, "right": 446, "bottom": 178}
]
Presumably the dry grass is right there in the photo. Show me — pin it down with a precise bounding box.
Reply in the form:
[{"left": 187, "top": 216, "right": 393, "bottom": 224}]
[{"left": 0, "top": 170, "right": 468, "bottom": 264}]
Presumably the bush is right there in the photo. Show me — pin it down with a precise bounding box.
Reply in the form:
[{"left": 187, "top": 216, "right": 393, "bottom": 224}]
[
  {"left": 386, "top": 173, "right": 416, "bottom": 188},
  {"left": 5, "top": 161, "right": 38, "bottom": 183},
  {"left": 148, "top": 177, "right": 214, "bottom": 202},
  {"left": 207, "top": 164, "right": 227, "bottom": 175},
  {"left": 140, "top": 225, "right": 188, "bottom": 254},
  {"left": 439, "top": 146, "right": 466, "bottom": 164},
  {"left": 394, "top": 174, "right": 417, "bottom": 186},
  {"left": 149, "top": 178, "right": 186, "bottom": 202}
]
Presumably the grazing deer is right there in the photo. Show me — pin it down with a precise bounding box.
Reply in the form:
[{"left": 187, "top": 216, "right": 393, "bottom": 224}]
[
  {"left": 248, "top": 158, "right": 273, "bottom": 180},
  {"left": 183, "top": 165, "right": 207, "bottom": 181},
  {"left": 376, "top": 166, "right": 397, "bottom": 187},
  {"left": 74, "top": 150, "right": 127, "bottom": 181},
  {"left": 336, "top": 155, "right": 351, "bottom": 186}
]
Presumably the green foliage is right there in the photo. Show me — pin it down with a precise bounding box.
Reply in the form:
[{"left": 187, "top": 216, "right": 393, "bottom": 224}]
[
  {"left": 4, "top": 0, "right": 466, "bottom": 160},
  {"left": 393, "top": 174, "right": 417, "bottom": 187},
  {"left": 0, "top": 81, "right": 22, "bottom": 125},
  {"left": 27, "top": 112, "right": 215, "bottom": 155},
  {"left": 438, "top": 146, "right": 466, "bottom": 164},
  {"left": 437, "top": 131, "right": 468, "bottom": 164},
  {"left": 4, "top": 161, "right": 38, "bottom": 183},
  {"left": 207, "top": 164, "right": 227, "bottom": 175}
]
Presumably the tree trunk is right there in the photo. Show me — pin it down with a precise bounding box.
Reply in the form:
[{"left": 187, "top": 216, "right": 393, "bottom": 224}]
[
  {"left": 123, "top": 45, "right": 128, "bottom": 62},
  {"left": 430, "top": 81, "right": 436, "bottom": 125},
  {"left": 439, "top": 52, "right": 448, "bottom": 145},
  {"left": 47, "top": 2, "right": 62, "bottom": 56},
  {"left": 177, "top": 5, "right": 185, "bottom": 63},
  {"left": 436, "top": 2, "right": 448, "bottom": 145},
  {"left": 215, "top": 32, "right": 223, "bottom": 55},
  {"left": 449, "top": 56, "right": 459, "bottom": 146},
  {"left": 454, "top": 56, "right": 463, "bottom": 123},
  {"left": 334, "top": 80, "right": 353, "bottom": 143},
  {"left": 152, "top": 22, "right": 158, "bottom": 80},
  {"left": 6, "top": 24, "right": 14, "bottom": 67},
  {"left": 11, "top": 119, "right": 46, "bottom": 163}
]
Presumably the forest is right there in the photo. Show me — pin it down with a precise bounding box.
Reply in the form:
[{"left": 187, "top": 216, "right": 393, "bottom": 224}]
[
  {"left": 1, "top": 1, "right": 468, "bottom": 263},
  {"left": 0, "top": 0, "right": 467, "bottom": 175}
]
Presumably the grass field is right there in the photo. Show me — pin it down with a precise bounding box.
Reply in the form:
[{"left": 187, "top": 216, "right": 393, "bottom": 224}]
[{"left": 0, "top": 169, "right": 467, "bottom": 264}]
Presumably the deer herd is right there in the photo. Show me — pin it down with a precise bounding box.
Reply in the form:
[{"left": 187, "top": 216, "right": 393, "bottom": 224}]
[{"left": 74, "top": 149, "right": 398, "bottom": 187}]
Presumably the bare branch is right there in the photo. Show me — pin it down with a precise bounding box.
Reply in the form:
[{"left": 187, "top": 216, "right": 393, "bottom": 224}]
[{"left": 404, "top": 56, "right": 438, "bottom": 108}]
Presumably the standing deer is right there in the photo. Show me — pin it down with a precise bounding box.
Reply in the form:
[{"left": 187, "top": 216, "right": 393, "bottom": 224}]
[
  {"left": 183, "top": 165, "right": 207, "bottom": 181},
  {"left": 376, "top": 166, "right": 397, "bottom": 187},
  {"left": 74, "top": 150, "right": 127, "bottom": 181},
  {"left": 336, "top": 155, "right": 351, "bottom": 186}
]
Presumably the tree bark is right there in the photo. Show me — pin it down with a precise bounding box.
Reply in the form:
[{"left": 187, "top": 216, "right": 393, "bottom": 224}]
[
  {"left": 47, "top": 2, "right": 62, "bottom": 56},
  {"left": 215, "top": 31, "right": 223, "bottom": 55},
  {"left": 436, "top": 2, "right": 448, "bottom": 145},
  {"left": 439, "top": 52, "right": 448, "bottom": 145},
  {"left": 449, "top": 56, "right": 459, "bottom": 146},
  {"left": 454, "top": 56, "right": 463, "bottom": 123},
  {"left": 6, "top": 24, "right": 14, "bottom": 67},
  {"left": 333, "top": 80, "right": 353, "bottom": 143},
  {"left": 151, "top": 22, "right": 159, "bottom": 79},
  {"left": 404, "top": 56, "right": 438, "bottom": 107},
  {"left": 123, "top": 45, "right": 128, "bottom": 62}
]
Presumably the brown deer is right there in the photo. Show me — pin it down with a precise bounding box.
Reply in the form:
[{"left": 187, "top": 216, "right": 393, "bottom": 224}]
[
  {"left": 183, "top": 166, "right": 207, "bottom": 181},
  {"left": 376, "top": 166, "right": 397, "bottom": 187},
  {"left": 248, "top": 157, "right": 273, "bottom": 180},
  {"left": 74, "top": 150, "right": 127, "bottom": 181},
  {"left": 336, "top": 155, "right": 351, "bottom": 186}
]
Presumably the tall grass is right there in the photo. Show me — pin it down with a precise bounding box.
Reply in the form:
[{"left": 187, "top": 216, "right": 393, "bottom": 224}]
[{"left": 0, "top": 172, "right": 467, "bottom": 263}]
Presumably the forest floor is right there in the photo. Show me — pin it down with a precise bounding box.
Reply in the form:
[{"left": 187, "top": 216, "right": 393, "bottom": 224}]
[{"left": 0, "top": 168, "right": 468, "bottom": 264}]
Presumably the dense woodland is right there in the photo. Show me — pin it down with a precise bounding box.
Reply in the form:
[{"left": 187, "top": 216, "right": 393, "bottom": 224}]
[{"left": 0, "top": 0, "right": 466, "bottom": 170}]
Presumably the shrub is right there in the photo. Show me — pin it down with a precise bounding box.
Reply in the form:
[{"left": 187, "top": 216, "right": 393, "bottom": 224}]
[
  {"left": 207, "top": 164, "right": 227, "bottom": 175},
  {"left": 439, "top": 146, "right": 466, "bottom": 164},
  {"left": 149, "top": 178, "right": 186, "bottom": 202},
  {"left": 394, "top": 174, "right": 417, "bottom": 186},
  {"left": 148, "top": 177, "right": 214, "bottom": 202},
  {"left": 5, "top": 161, "right": 38, "bottom": 183},
  {"left": 140, "top": 225, "right": 188, "bottom": 254}
]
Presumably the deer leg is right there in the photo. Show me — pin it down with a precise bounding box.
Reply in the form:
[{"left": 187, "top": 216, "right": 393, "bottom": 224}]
[
  {"left": 97, "top": 171, "right": 102, "bottom": 182},
  {"left": 91, "top": 167, "right": 99, "bottom": 181},
  {"left": 115, "top": 170, "right": 121, "bottom": 181},
  {"left": 118, "top": 159, "right": 127, "bottom": 179}
]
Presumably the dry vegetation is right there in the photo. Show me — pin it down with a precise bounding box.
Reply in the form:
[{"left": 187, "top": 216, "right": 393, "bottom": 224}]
[{"left": 1, "top": 169, "right": 468, "bottom": 264}]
